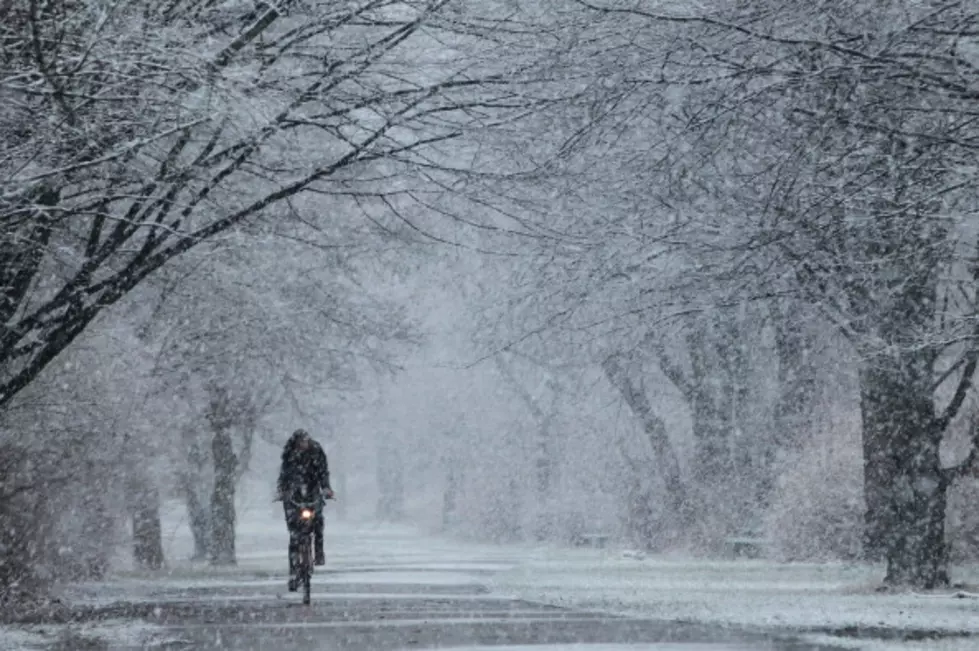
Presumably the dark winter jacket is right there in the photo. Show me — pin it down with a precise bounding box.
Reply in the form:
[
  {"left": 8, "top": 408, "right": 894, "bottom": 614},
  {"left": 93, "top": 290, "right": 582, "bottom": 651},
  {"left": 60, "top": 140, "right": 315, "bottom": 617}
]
[{"left": 278, "top": 436, "right": 331, "bottom": 498}]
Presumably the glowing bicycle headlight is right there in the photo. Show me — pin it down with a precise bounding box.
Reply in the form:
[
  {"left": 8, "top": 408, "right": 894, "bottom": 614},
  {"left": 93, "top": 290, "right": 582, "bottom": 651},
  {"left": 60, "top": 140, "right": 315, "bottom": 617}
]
[{"left": 300, "top": 508, "right": 314, "bottom": 520}]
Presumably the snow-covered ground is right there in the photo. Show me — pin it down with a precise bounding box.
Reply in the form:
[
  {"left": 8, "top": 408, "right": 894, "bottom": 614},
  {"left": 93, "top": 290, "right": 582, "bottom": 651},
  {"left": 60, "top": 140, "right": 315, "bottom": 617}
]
[
  {"left": 487, "top": 545, "right": 979, "bottom": 651},
  {"left": 1, "top": 501, "right": 530, "bottom": 649},
  {"left": 4, "top": 500, "right": 979, "bottom": 650},
  {"left": 0, "top": 628, "right": 46, "bottom": 651},
  {"left": 0, "top": 619, "right": 169, "bottom": 650},
  {"left": 407, "top": 647, "right": 764, "bottom": 651}
]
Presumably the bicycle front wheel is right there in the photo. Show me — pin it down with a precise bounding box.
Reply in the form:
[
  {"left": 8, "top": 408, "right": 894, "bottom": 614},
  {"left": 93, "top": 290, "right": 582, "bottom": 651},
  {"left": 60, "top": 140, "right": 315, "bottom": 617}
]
[{"left": 300, "top": 535, "right": 312, "bottom": 605}]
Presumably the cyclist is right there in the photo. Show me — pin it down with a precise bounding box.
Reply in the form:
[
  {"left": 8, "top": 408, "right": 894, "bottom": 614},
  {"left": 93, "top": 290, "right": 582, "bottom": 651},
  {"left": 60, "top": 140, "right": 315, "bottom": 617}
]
[{"left": 277, "top": 428, "right": 334, "bottom": 591}]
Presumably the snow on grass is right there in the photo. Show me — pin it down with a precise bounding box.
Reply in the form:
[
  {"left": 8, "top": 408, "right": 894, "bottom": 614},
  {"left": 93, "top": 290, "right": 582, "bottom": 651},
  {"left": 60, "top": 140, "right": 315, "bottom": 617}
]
[
  {"left": 66, "top": 620, "right": 173, "bottom": 647},
  {"left": 390, "top": 646, "right": 764, "bottom": 651},
  {"left": 802, "top": 634, "right": 979, "bottom": 651},
  {"left": 488, "top": 545, "right": 979, "bottom": 649},
  {"left": 327, "top": 570, "right": 486, "bottom": 585},
  {"left": 0, "top": 626, "right": 48, "bottom": 650},
  {"left": 0, "top": 620, "right": 173, "bottom": 650}
]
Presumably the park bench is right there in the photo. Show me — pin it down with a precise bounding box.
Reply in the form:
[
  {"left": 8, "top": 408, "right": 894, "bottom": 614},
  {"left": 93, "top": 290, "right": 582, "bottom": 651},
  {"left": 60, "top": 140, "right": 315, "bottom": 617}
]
[
  {"left": 723, "top": 536, "right": 770, "bottom": 559},
  {"left": 574, "top": 532, "right": 611, "bottom": 549}
]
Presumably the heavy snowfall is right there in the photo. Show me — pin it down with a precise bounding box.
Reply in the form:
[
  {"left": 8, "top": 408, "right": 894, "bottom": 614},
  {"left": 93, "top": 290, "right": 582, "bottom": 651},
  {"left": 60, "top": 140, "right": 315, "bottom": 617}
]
[{"left": 3, "top": 1, "right": 979, "bottom": 650}]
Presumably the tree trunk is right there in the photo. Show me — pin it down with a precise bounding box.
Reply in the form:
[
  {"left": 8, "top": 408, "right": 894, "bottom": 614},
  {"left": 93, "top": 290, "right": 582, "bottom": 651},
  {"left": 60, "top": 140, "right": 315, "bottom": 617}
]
[
  {"left": 209, "top": 429, "right": 237, "bottom": 566},
  {"left": 686, "top": 340, "right": 740, "bottom": 536},
  {"left": 689, "top": 400, "right": 732, "bottom": 488},
  {"left": 183, "top": 480, "right": 210, "bottom": 562},
  {"left": 624, "top": 472, "right": 658, "bottom": 550},
  {"left": 602, "top": 355, "right": 691, "bottom": 530},
  {"left": 765, "top": 307, "right": 817, "bottom": 505},
  {"left": 132, "top": 482, "right": 164, "bottom": 571},
  {"left": 686, "top": 312, "right": 777, "bottom": 537},
  {"left": 376, "top": 440, "right": 404, "bottom": 521},
  {"left": 686, "top": 323, "right": 731, "bottom": 480},
  {"left": 506, "top": 475, "right": 524, "bottom": 541},
  {"left": 664, "top": 318, "right": 751, "bottom": 536},
  {"left": 885, "top": 464, "right": 949, "bottom": 588},
  {"left": 333, "top": 439, "right": 347, "bottom": 521},
  {"left": 234, "top": 423, "right": 255, "bottom": 483},
  {"left": 180, "top": 432, "right": 210, "bottom": 561},
  {"left": 0, "top": 446, "right": 45, "bottom": 593},
  {"left": 389, "top": 457, "right": 405, "bottom": 520},
  {"left": 493, "top": 354, "right": 555, "bottom": 535},
  {"left": 860, "top": 367, "right": 900, "bottom": 561},
  {"left": 860, "top": 351, "right": 950, "bottom": 588},
  {"left": 442, "top": 462, "right": 460, "bottom": 530},
  {"left": 772, "top": 308, "right": 816, "bottom": 454}
]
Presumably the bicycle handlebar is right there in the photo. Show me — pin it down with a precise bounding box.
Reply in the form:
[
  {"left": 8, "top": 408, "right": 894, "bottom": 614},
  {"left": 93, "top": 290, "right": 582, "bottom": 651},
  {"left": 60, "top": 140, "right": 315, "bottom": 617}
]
[{"left": 274, "top": 489, "right": 336, "bottom": 503}]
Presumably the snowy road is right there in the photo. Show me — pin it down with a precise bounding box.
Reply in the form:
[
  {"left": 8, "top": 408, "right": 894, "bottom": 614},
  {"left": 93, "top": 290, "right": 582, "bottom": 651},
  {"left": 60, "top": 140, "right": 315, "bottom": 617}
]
[
  {"left": 49, "top": 515, "right": 851, "bottom": 651},
  {"left": 96, "top": 567, "right": 848, "bottom": 651}
]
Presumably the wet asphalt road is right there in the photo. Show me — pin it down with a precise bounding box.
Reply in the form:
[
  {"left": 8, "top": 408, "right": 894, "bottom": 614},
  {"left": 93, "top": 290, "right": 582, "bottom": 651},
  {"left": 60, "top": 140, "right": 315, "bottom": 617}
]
[
  {"left": 113, "top": 569, "right": 850, "bottom": 651},
  {"left": 51, "top": 519, "right": 856, "bottom": 651}
]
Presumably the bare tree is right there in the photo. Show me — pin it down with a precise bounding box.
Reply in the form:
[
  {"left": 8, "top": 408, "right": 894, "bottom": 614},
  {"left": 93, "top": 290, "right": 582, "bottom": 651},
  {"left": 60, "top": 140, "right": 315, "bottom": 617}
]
[
  {"left": 206, "top": 385, "right": 241, "bottom": 566},
  {"left": 493, "top": 352, "right": 561, "bottom": 536},
  {"left": 0, "top": 0, "right": 558, "bottom": 415},
  {"left": 1, "top": 0, "right": 569, "bottom": 587},
  {"left": 564, "top": 0, "right": 979, "bottom": 587},
  {"left": 602, "top": 352, "right": 690, "bottom": 546}
]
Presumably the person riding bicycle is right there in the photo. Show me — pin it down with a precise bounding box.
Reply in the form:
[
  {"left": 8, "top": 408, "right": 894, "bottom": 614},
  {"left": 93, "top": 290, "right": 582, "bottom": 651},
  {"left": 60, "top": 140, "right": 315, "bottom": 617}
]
[{"left": 277, "top": 429, "right": 334, "bottom": 590}]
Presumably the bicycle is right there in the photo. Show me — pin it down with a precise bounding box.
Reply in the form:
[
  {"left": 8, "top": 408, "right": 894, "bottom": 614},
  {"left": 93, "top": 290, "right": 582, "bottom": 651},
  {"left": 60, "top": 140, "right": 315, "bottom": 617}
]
[{"left": 288, "top": 488, "right": 333, "bottom": 605}]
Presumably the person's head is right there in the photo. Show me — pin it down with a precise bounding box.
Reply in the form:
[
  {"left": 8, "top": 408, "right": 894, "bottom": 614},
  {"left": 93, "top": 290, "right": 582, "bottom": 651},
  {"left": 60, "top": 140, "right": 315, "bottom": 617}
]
[{"left": 291, "top": 428, "right": 312, "bottom": 451}]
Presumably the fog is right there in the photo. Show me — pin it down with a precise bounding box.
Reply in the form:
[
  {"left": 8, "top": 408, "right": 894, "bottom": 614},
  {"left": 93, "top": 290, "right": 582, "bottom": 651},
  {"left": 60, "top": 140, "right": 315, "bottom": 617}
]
[{"left": 4, "top": 3, "right": 979, "bottom": 648}]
